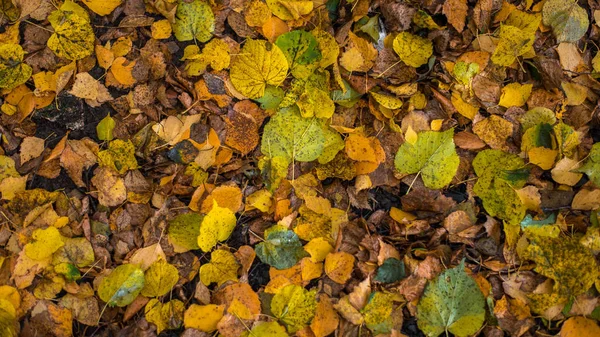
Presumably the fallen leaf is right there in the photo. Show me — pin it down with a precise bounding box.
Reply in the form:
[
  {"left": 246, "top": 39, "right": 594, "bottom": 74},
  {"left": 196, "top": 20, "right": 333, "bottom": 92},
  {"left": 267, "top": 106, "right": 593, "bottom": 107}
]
[
  {"left": 172, "top": 0, "right": 215, "bottom": 42},
  {"left": 98, "top": 264, "right": 145, "bottom": 307}
]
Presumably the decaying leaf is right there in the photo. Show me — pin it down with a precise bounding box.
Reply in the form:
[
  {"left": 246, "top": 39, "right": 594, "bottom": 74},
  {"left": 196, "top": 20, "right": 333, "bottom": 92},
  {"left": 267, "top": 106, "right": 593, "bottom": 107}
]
[{"left": 98, "top": 264, "right": 145, "bottom": 307}]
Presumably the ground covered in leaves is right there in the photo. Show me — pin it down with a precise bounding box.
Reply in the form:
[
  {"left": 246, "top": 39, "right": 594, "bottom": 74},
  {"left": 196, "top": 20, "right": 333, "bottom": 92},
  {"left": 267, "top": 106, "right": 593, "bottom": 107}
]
[{"left": 1, "top": 0, "right": 600, "bottom": 336}]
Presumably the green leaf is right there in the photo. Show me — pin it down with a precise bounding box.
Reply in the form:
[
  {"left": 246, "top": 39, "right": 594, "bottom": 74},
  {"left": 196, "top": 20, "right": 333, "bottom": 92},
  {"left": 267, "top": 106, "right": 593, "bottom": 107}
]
[
  {"left": 317, "top": 127, "right": 344, "bottom": 164},
  {"left": 255, "top": 229, "right": 308, "bottom": 270},
  {"left": 168, "top": 213, "right": 203, "bottom": 253},
  {"left": 0, "top": 44, "right": 32, "bottom": 90},
  {"left": 543, "top": 0, "right": 589, "bottom": 43},
  {"left": 330, "top": 79, "right": 362, "bottom": 108},
  {"left": 172, "top": 0, "right": 215, "bottom": 43},
  {"left": 578, "top": 142, "right": 600, "bottom": 187},
  {"left": 141, "top": 259, "right": 179, "bottom": 297},
  {"left": 271, "top": 284, "right": 317, "bottom": 333},
  {"left": 452, "top": 61, "right": 479, "bottom": 86},
  {"left": 392, "top": 31, "right": 433, "bottom": 68},
  {"left": 256, "top": 85, "right": 285, "bottom": 110},
  {"left": 96, "top": 114, "right": 116, "bottom": 141},
  {"left": 98, "top": 264, "right": 145, "bottom": 307},
  {"left": 375, "top": 258, "right": 406, "bottom": 284},
  {"left": 261, "top": 107, "right": 325, "bottom": 163},
  {"left": 519, "top": 107, "right": 557, "bottom": 131},
  {"left": 362, "top": 292, "right": 395, "bottom": 335},
  {"left": 417, "top": 260, "right": 486, "bottom": 337},
  {"left": 230, "top": 39, "right": 289, "bottom": 99},
  {"left": 275, "top": 30, "right": 321, "bottom": 78},
  {"left": 473, "top": 150, "right": 528, "bottom": 225},
  {"left": 394, "top": 129, "right": 459, "bottom": 189}
]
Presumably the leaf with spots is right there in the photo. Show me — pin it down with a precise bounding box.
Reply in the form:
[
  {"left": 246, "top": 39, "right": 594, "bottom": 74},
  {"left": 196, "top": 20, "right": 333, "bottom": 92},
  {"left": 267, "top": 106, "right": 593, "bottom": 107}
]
[
  {"left": 417, "top": 260, "right": 486, "bottom": 337},
  {"left": 394, "top": 129, "right": 460, "bottom": 189},
  {"left": 271, "top": 284, "right": 317, "bottom": 333},
  {"left": 172, "top": 0, "right": 215, "bottom": 43}
]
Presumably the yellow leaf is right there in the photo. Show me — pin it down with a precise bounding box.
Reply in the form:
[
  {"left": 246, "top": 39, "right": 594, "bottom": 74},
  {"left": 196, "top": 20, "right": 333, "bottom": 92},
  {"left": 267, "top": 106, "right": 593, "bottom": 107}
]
[
  {"left": 340, "top": 32, "right": 377, "bottom": 72},
  {"left": 303, "top": 237, "right": 333, "bottom": 262},
  {"left": 197, "top": 201, "right": 237, "bottom": 252},
  {"left": 200, "top": 38, "right": 231, "bottom": 71},
  {"left": 297, "top": 88, "right": 335, "bottom": 118},
  {"left": 324, "top": 252, "right": 355, "bottom": 284},
  {"left": 145, "top": 299, "right": 184, "bottom": 333},
  {"left": 199, "top": 250, "right": 239, "bottom": 286},
  {"left": 310, "top": 294, "right": 339, "bottom": 337},
  {"left": 110, "top": 57, "right": 137, "bottom": 87},
  {"left": 473, "top": 115, "right": 513, "bottom": 150},
  {"left": 491, "top": 25, "right": 534, "bottom": 66},
  {"left": 312, "top": 28, "right": 339, "bottom": 69},
  {"left": 301, "top": 258, "right": 323, "bottom": 283},
  {"left": 47, "top": 7, "right": 95, "bottom": 60},
  {"left": 200, "top": 185, "right": 242, "bottom": 213},
  {"left": 561, "top": 81, "right": 588, "bottom": 106},
  {"left": 560, "top": 317, "right": 600, "bottom": 337},
  {"left": 451, "top": 91, "right": 478, "bottom": 120},
  {"left": 245, "top": 0, "right": 272, "bottom": 27},
  {"left": 0, "top": 286, "right": 20, "bottom": 312},
  {"left": 183, "top": 304, "right": 224, "bottom": 332},
  {"left": 111, "top": 37, "right": 133, "bottom": 57},
  {"left": 81, "top": 0, "right": 122, "bottom": 16},
  {"left": 0, "top": 176, "right": 27, "bottom": 201},
  {"left": 230, "top": 39, "right": 289, "bottom": 99},
  {"left": 393, "top": 31, "right": 433, "bottom": 68},
  {"left": 498, "top": 82, "right": 532, "bottom": 107},
  {"left": 0, "top": 44, "right": 33, "bottom": 90},
  {"left": 24, "top": 226, "right": 64, "bottom": 261},
  {"left": 390, "top": 207, "right": 417, "bottom": 222},
  {"left": 528, "top": 147, "right": 558, "bottom": 170},
  {"left": 370, "top": 91, "right": 403, "bottom": 109},
  {"left": 551, "top": 157, "right": 582, "bottom": 186},
  {"left": 267, "top": 0, "right": 313, "bottom": 21},
  {"left": 271, "top": 284, "right": 317, "bottom": 333},
  {"left": 151, "top": 20, "right": 172, "bottom": 40},
  {"left": 98, "top": 264, "right": 145, "bottom": 307},
  {"left": 141, "top": 259, "right": 179, "bottom": 297},
  {"left": 404, "top": 125, "right": 418, "bottom": 145},
  {"left": 90, "top": 167, "right": 127, "bottom": 207},
  {"left": 246, "top": 189, "right": 273, "bottom": 212}
]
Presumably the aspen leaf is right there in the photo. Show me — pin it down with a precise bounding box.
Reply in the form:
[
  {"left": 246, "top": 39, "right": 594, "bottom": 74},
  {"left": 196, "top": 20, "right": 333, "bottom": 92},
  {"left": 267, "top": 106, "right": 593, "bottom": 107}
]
[
  {"left": 245, "top": 0, "right": 271, "bottom": 27},
  {"left": 151, "top": 20, "right": 172, "bottom": 39},
  {"left": 271, "top": 284, "right": 317, "bottom": 333},
  {"left": 256, "top": 229, "right": 308, "bottom": 269},
  {"left": 560, "top": 317, "right": 600, "bottom": 337},
  {"left": 52, "top": 237, "right": 95, "bottom": 269},
  {"left": 197, "top": 201, "right": 237, "bottom": 252},
  {"left": 393, "top": 31, "right": 433, "bottom": 68},
  {"left": 310, "top": 294, "right": 339, "bottom": 337},
  {"left": 362, "top": 292, "right": 395, "bottom": 335},
  {"left": 473, "top": 150, "right": 528, "bottom": 225},
  {"left": 267, "top": 0, "right": 313, "bottom": 21},
  {"left": 244, "top": 322, "right": 288, "bottom": 336},
  {"left": 97, "top": 139, "right": 138, "bottom": 174},
  {"left": 443, "top": 0, "right": 468, "bottom": 32},
  {"left": 0, "top": 44, "right": 32, "bottom": 90},
  {"left": 324, "top": 252, "right": 355, "bottom": 284},
  {"left": 417, "top": 261, "right": 486, "bottom": 337},
  {"left": 199, "top": 250, "right": 239, "bottom": 286},
  {"left": 473, "top": 115, "right": 513, "bottom": 150},
  {"left": 498, "top": 82, "right": 532, "bottom": 107},
  {"left": 168, "top": 213, "right": 202, "bottom": 252},
  {"left": 230, "top": 39, "right": 288, "bottom": 98},
  {"left": 24, "top": 226, "right": 64, "bottom": 261},
  {"left": 200, "top": 185, "right": 243, "bottom": 213},
  {"left": 561, "top": 81, "right": 588, "bottom": 106},
  {"left": 578, "top": 142, "right": 600, "bottom": 187},
  {"left": 145, "top": 299, "right": 184, "bottom": 333},
  {"left": 96, "top": 114, "right": 116, "bottom": 141},
  {"left": 81, "top": 0, "right": 122, "bottom": 16},
  {"left": 172, "top": 0, "right": 215, "bottom": 43},
  {"left": 451, "top": 91, "right": 478, "bottom": 120},
  {"left": 375, "top": 258, "right": 406, "bottom": 283},
  {"left": 370, "top": 91, "right": 403, "bottom": 109},
  {"left": 141, "top": 259, "right": 179, "bottom": 297},
  {"left": 543, "top": 0, "right": 589, "bottom": 43},
  {"left": 551, "top": 157, "right": 582, "bottom": 186},
  {"left": 261, "top": 106, "right": 325, "bottom": 162},
  {"left": 47, "top": 4, "right": 95, "bottom": 60},
  {"left": 312, "top": 28, "right": 339, "bottom": 69},
  {"left": 183, "top": 304, "right": 224, "bottom": 332},
  {"left": 394, "top": 129, "right": 460, "bottom": 189},
  {"left": 491, "top": 25, "right": 534, "bottom": 66},
  {"left": 340, "top": 32, "right": 378, "bottom": 72},
  {"left": 90, "top": 167, "right": 127, "bottom": 207},
  {"left": 246, "top": 189, "right": 273, "bottom": 212},
  {"left": 303, "top": 237, "right": 333, "bottom": 262},
  {"left": 98, "top": 264, "right": 145, "bottom": 307},
  {"left": 110, "top": 57, "right": 136, "bottom": 87}
]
